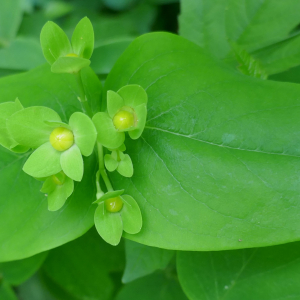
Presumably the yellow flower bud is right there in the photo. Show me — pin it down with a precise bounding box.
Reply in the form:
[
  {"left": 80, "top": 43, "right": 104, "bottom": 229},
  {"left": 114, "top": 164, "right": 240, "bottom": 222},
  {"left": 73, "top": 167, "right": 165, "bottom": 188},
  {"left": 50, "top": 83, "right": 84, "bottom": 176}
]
[
  {"left": 113, "top": 110, "right": 135, "bottom": 131},
  {"left": 105, "top": 196, "right": 123, "bottom": 213},
  {"left": 50, "top": 127, "right": 74, "bottom": 151},
  {"left": 65, "top": 53, "right": 79, "bottom": 57}
]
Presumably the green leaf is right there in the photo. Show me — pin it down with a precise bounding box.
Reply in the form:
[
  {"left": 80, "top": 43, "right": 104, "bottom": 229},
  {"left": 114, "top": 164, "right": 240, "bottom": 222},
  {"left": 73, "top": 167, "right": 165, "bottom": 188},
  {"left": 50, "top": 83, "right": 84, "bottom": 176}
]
[
  {"left": 0, "top": 252, "right": 48, "bottom": 285},
  {"left": 40, "top": 21, "right": 72, "bottom": 65},
  {"left": 94, "top": 203, "right": 123, "bottom": 246},
  {"left": 120, "top": 195, "right": 142, "bottom": 234},
  {"left": 23, "top": 142, "right": 62, "bottom": 178},
  {"left": 44, "top": 120, "right": 71, "bottom": 130},
  {"left": 105, "top": 32, "right": 300, "bottom": 250},
  {"left": 44, "top": 1, "right": 73, "bottom": 19},
  {"left": 104, "top": 154, "right": 118, "bottom": 172},
  {"left": 128, "top": 104, "right": 147, "bottom": 140},
  {"left": 71, "top": 17, "right": 94, "bottom": 59},
  {"left": 177, "top": 241, "right": 300, "bottom": 300},
  {"left": 231, "top": 42, "right": 267, "bottom": 79},
  {"left": 60, "top": 144, "right": 83, "bottom": 181},
  {"left": 47, "top": 176, "right": 74, "bottom": 211},
  {"left": 80, "top": 66, "right": 103, "bottom": 115},
  {"left": 0, "top": 65, "right": 96, "bottom": 262},
  {"left": 118, "top": 84, "right": 147, "bottom": 108},
  {"left": 0, "top": 281, "right": 18, "bottom": 300},
  {"left": 117, "top": 154, "right": 133, "bottom": 177},
  {"left": 179, "top": 0, "right": 300, "bottom": 59},
  {"left": 42, "top": 228, "right": 124, "bottom": 299},
  {"left": 91, "top": 39, "right": 134, "bottom": 74},
  {"left": 92, "top": 112, "right": 125, "bottom": 149},
  {"left": 116, "top": 272, "right": 188, "bottom": 300},
  {"left": 107, "top": 90, "right": 125, "bottom": 118},
  {"left": 0, "top": 99, "right": 24, "bottom": 151},
  {"left": 40, "top": 177, "right": 56, "bottom": 194},
  {"left": 7, "top": 106, "right": 62, "bottom": 149},
  {"left": 94, "top": 189, "right": 125, "bottom": 204},
  {"left": 51, "top": 57, "right": 91, "bottom": 74},
  {"left": 0, "top": 0, "right": 22, "bottom": 47},
  {"left": 69, "top": 112, "right": 97, "bottom": 156},
  {"left": 122, "top": 240, "right": 174, "bottom": 283}
]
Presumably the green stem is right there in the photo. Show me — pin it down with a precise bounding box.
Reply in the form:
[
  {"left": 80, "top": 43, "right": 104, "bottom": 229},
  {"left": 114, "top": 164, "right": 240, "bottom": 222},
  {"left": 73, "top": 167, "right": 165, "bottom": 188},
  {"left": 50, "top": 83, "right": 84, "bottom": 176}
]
[
  {"left": 95, "top": 170, "right": 104, "bottom": 197},
  {"left": 97, "top": 142, "right": 114, "bottom": 192},
  {"left": 73, "top": 71, "right": 93, "bottom": 118}
]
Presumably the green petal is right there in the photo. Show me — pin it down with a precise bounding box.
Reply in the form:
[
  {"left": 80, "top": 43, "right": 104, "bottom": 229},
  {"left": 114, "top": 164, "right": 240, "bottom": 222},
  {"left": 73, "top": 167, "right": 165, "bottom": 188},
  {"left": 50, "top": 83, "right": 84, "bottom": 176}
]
[
  {"left": 117, "top": 84, "right": 148, "bottom": 107},
  {"left": 60, "top": 144, "right": 83, "bottom": 181},
  {"left": 40, "top": 21, "right": 72, "bottom": 65},
  {"left": 71, "top": 17, "right": 94, "bottom": 59},
  {"left": 92, "top": 112, "right": 125, "bottom": 149},
  {"left": 51, "top": 57, "right": 90, "bottom": 74},
  {"left": 121, "top": 195, "right": 142, "bottom": 234},
  {"left": 69, "top": 112, "right": 97, "bottom": 156},
  {"left": 23, "top": 142, "right": 62, "bottom": 178},
  {"left": 7, "top": 106, "right": 61, "bottom": 148},
  {"left": 107, "top": 90, "right": 124, "bottom": 118},
  {"left": 117, "top": 154, "right": 133, "bottom": 177},
  {"left": 44, "top": 120, "right": 71, "bottom": 130},
  {"left": 94, "top": 203, "right": 123, "bottom": 246},
  {"left": 0, "top": 99, "right": 29, "bottom": 152},
  {"left": 128, "top": 104, "right": 147, "bottom": 140},
  {"left": 104, "top": 154, "right": 118, "bottom": 172},
  {"left": 93, "top": 189, "right": 124, "bottom": 204},
  {"left": 47, "top": 176, "right": 74, "bottom": 211},
  {"left": 40, "top": 177, "right": 56, "bottom": 194}
]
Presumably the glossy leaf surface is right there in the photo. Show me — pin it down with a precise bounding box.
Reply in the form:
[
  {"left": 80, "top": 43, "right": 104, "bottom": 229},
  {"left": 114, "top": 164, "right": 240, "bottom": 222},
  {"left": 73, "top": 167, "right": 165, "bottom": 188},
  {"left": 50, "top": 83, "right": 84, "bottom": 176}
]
[{"left": 105, "top": 32, "right": 300, "bottom": 250}]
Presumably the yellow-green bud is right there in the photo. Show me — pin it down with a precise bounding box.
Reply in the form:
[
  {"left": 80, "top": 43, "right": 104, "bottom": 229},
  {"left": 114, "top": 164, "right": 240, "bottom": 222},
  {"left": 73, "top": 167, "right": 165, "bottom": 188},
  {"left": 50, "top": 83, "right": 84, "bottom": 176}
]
[
  {"left": 50, "top": 127, "right": 74, "bottom": 151},
  {"left": 105, "top": 196, "right": 123, "bottom": 213},
  {"left": 113, "top": 110, "right": 135, "bottom": 131},
  {"left": 65, "top": 53, "right": 79, "bottom": 57}
]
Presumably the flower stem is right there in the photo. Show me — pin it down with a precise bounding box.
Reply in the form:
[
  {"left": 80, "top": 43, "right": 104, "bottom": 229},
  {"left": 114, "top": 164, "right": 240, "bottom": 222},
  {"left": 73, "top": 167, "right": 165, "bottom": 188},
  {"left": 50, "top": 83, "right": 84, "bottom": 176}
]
[
  {"left": 97, "top": 142, "right": 113, "bottom": 192},
  {"left": 73, "top": 71, "right": 93, "bottom": 118}
]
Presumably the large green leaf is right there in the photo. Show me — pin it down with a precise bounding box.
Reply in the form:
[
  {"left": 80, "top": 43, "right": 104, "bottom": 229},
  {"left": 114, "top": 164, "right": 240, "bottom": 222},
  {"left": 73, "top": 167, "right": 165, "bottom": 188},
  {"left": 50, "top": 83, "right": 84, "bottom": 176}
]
[
  {"left": 116, "top": 272, "right": 188, "bottom": 300},
  {"left": 105, "top": 32, "right": 300, "bottom": 250},
  {"left": 0, "top": 65, "right": 97, "bottom": 262},
  {"left": 0, "top": 252, "right": 48, "bottom": 285},
  {"left": 179, "top": 0, "right": 300, "bottom": 59},
  {"left": 42, "top": 228, "right": 125, "bottom": 300},
  {"left": 177, "top": 241, "right": 300, "bottom": 300},
  {"left": 122, "top": 240, "right": 174, "bottom": 283}
]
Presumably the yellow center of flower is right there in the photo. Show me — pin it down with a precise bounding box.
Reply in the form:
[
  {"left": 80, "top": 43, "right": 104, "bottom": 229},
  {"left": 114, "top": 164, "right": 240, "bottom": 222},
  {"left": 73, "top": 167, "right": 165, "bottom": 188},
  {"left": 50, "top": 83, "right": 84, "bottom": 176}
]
[
  {"left": 113, "top": 110, "right": 135, "bottom": 131},
  {"left": 52, "top": 172, "right": 66, "bottom": 185},
  {"left": 105, "top": 196, "right": 123, "bottom": 213},
  {"left": 65, "top": 53, "right": 79, "bottom": 57},
  {"left": 50, "top": 127, "right": 74, "bottom": 151}
]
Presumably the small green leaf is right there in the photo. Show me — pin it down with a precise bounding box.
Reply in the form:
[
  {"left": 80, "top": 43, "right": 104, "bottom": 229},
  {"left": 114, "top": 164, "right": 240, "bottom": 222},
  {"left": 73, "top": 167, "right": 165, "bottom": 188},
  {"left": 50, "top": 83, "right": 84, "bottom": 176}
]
[
  {"left": 117, "top": 154, "right": 133, "bottom": 177},
  {"left": 40, "top": 177, "right": 56, "bottom": 194},
  {"left": 104, "top": 154, "right": 118, "bottom": 172},
  {"left": 69, "top": 112, "right": 97, "bottom": 156},
  {"left": 71, "top": 17, "right": 94, "bottom": 59},
  {"left": 40, "top": 21, "right": 72, "bottom": 65},
  {"left": 92, "top": 112, "right": 125, "bottom": 149},
  {"left": 107, "top": 90, "right": 124, "bottom": 118},
  {"left": 94, "top": 203, "right": 123, "bottom": 246},
  {"left": 121, "top": 195, "right": 142, "bottom": 234},
  {"left": 23, "top": 142, "right": 62, "bottom": 178},
  {"left": 48, "top": 176, "right": 74, "bottom": 211},
  {"left": 93, "top": 189, "right": 125, "bottom": 204},
  {"left": 51, "top": 57, "right": 91, "bottom": 74},
  {"left": 0, "top": 281, "right": 18, "bottom": 300},
  {"left": 128, "top": 104, "right": 147, "bottom": 139},
  {"left": 0, "top": 99, "right": 24, "bottom": 151},
  {"left": 7, "top": 106, "right": 61, "bottom": 149},
  {"left": 122, "top": 240, "right": 174, "bottom": 283},
  {"left": 117, "top": 84, "right": 147, "bottom": 107},
  {"left": 60, "top": 144, "right": 83, "bottom": 181},
  {"left": 44, "top": 120, "right": 71, "bottom": 130}
]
